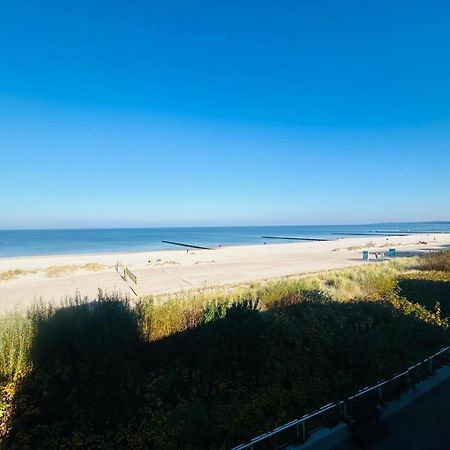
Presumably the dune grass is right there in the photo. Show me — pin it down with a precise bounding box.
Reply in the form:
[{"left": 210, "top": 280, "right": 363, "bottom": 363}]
[
  {"left": 152, "top": 260, "right": 180, "bottom": 266},
  {"left": 0, "top": 263, "right": 106, "bottom": 282},
  {"left": 418, "top": 250, "right": 450, "bottom": 272},
  {"left": 82, "top": 262, "right": 105, "bottom": 272},
  {"left": 44, "top": 263, "right": 106, "bottom": 278},
  {"left": 0, "top": 251, "right": 449, "bottom": 448},
  {"left": 44, "top": 264, "right": 80, "bottom": 278},
  {"left": 0, "top": 269, "right": 37, "bottom": 283}
]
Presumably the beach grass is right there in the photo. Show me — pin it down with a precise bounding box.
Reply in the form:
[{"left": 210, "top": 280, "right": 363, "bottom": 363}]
[
  {"left": 0, "top": 269, "right": 37, "bottom": 283},
  {"left": 44, "top": 263, "right": 106, "bottom": 278},
  {"left": 0, "top": 263, "right": 106, "bottom": 283},
  {"left": 418, "top": 250, "right": 450, "bottom": 272}
]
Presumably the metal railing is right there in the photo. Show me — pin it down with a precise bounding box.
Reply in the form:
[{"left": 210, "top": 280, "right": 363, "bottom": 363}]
[{"left": 231, "top": 346, "right": 449, "bottom": 450}]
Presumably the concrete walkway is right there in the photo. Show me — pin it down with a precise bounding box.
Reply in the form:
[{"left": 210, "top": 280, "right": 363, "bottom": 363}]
[{"left": 368, "top": 375, "right": 450, "bottom": 449}]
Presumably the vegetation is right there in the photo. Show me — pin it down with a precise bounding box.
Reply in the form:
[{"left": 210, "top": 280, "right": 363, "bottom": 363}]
[
  {"left": 0, "top": 270, "right": 36, "bottom": 283},
  {"left": 418, "top": 249, "right": 450, "bottom": 272},
  {"left": 0, "top": 264, "right": 106, "bottom": 283},
  {"left": 1, "top": 252, "right": 449, "bottom": 449},
  {"left": 44, "top": 263, "right": 106, "bottom": 278}
]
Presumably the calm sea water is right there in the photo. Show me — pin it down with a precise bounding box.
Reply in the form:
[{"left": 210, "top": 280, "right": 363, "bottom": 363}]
[{"left": 0, "top": 222, "right": 449, "bottom": 257}]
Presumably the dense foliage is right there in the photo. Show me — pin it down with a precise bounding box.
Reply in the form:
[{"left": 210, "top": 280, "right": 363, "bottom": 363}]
[{"left": 1, "top": 252, "right": 449, "bottom": 449}]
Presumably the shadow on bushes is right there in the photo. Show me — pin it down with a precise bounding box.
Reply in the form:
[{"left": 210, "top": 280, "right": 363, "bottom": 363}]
[
  {"left": 399, "top": 277, "right": 450, "bottom": 317},
  {"left": 3, "top": 294, "right": 448, "bottom": 449}
]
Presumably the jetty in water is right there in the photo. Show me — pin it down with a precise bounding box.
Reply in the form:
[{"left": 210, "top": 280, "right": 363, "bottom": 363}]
[
  {"left": 261, "top": 236, "right": 331, "bottom": 242},
  {"left": 161, "top": 240, "right": 214, "bottom": 250},
  {"left": 331, "top": 232, "right": 409, "bottom": 237},
  {"left": 371, "top": 230, "right": 449, "bottom": 234}
]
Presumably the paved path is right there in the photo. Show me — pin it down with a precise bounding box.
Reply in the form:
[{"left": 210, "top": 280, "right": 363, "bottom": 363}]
[{"left": 368, "top": 376, "right": 450, "bottom": 449}]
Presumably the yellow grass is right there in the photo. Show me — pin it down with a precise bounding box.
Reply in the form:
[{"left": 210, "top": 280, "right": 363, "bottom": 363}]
[
  {"left": 44, "top": 263, "right": 106, "bottom": 278},
  {"left": 82, "top": 263, "right": 105, "bottom": 272},
  {"left": 44, "top": 265, "right": 79, "bottom": 278},
  {"left": 0, "top": 269, "right": 37, "bottom": 283},
  {"left": 1, "top": 263, "right": 106, "bottom": 282},
  {"left": 152, "top": 260, "right": 180, "bottom": 266}
]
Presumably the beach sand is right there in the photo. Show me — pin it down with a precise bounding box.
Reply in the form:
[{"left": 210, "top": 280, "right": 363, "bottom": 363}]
[{"left": 1, "top": 233, "right": 449, "bottom": 313}]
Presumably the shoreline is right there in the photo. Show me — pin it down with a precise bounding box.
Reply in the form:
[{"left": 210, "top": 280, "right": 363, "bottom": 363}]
[
  {"left": 1, "top": 232, "right": 449, "bottom": 314},
  {"left": 0, "top": 239, "right": 302, "bottom": 261}
]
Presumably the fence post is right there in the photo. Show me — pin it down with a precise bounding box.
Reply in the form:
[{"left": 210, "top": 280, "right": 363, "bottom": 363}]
[
  {"left": 302, "top": 420, "right": 306, "bottom": 442},
  {"left": 377, "top": 386, "right": 382, "bottom": 402},
  {"left": 429, "top": 357, "right": 433, "bottom": 374}
]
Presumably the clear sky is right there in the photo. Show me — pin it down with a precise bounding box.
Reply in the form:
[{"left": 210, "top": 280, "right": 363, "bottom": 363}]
[{"left": 0, "top": 1, "right": 449, "bottom": 228}]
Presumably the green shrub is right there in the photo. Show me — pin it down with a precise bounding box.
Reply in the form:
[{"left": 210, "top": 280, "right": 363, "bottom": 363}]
[{"left": 0, "top": 314, "right": 33, "bottom": 382}]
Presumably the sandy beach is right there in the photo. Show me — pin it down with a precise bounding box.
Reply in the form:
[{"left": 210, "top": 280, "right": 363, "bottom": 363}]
[{"left": 1, "top": 232, "right": 449, "bottom": 313}]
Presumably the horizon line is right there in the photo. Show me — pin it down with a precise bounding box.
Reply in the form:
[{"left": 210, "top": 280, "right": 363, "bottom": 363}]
[{"left": 1, "top": 220, "right": 449, "bottom": 232}]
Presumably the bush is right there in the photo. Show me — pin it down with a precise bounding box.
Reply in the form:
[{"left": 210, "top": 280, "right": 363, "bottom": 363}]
[
  {"left": 419, "top": 250, "right": 450, "bottom": 272},
  {"left": 0, "top": 314, "right": 33, "bottom": 382}
]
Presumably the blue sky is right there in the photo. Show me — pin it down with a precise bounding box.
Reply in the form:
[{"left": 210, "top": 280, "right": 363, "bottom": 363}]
[{"left": 0, "top": 1, "right": 449, "bottom": 228}]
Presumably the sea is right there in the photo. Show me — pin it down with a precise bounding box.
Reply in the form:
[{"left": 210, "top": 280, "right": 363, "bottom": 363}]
[{"left": 0, "top": 222, "right": 449, "bottom": 258}]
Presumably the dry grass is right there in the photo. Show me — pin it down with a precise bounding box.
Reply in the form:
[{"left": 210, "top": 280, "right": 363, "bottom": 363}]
[
  {"left": 418, "top": 251, "right": 450, "bottom": 272},
  {"left": 347, "top": 241, "right": 377, "bottom": 251},
  {"left": 44, "top": 265, "right": 80, "bottom": 278},
  {"left": 1, "top": 263, "right": 106, "bottom": 282},
  {"left": 0, "top": 269, "right": 37, "bottom": 283},
  {"left": 44, "top": 263, "right": 106, "bottom": 278},
  {"left": 82, "top": 263, "right": 105, "bottom": 272},
  {"left": 152, "top": 260, "right": 180, "bottom": 267}
]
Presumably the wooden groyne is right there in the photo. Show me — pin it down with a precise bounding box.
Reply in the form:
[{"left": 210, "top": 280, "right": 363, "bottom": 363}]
[
  {"left": 331, "top": 232, "right": 408, "bottom": 237},
  {"left": 261, "top": 236, "right": 331, "bottom": 242},
  {"left": 371, "top": 230, "right": 449, "bottom": 234},
  {"left": 161, "top": 240, "right": 213, "bottom": 250}
]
